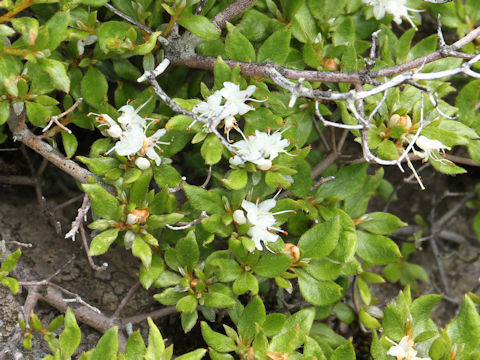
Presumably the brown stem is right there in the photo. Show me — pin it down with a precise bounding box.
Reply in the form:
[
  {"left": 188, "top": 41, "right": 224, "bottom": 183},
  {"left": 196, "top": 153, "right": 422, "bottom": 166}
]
[
  {"left": 211, "top": 0, "right": 256, "bottom": 27},
  {"left": 171, "top": 25, "right": 480, "bottom": 83},
  {"left": 0, "top": 0, "right": 34, "bottom": 23}
]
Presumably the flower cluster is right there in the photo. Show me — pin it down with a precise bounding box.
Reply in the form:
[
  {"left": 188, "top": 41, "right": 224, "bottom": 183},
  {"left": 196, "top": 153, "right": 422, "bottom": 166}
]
[
  {"left": 229, "top": 129, "right": 293, "bottom": 171},
  {"left": 233, "top": 195, "right": 294, "bottom": 251},
  {"left": 362, "top": 0, "right": 421, "bottom": 27},
  {"left": 90, "top": 100, "right": 169, "bottom": 170},
  {"left": 386, "top": 336, "right": 431, "bottom": 360},
  {"left": 191, "top": 81, "right": 264, "bottom": 140}
]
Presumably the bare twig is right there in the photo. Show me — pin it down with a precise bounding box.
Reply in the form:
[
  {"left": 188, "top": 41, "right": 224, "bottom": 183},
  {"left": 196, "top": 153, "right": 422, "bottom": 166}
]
[
  {"left": 79, "top": 225, "right": 108, "bottom": 271},
  {"left": 201, "top": 165, "right": 213, "bottom": 189},
  {"left": 42, "top": 98, "right": 83, "bottom": 135},
  {"left": 112, "top": 281, "right": 141, "bottom": 318},
  {"left": 430, "top": 194, "right": 450, "bottom": 295},
  {"left": 65, "top": 194, "right": 90, "bottom": 242},
  {"left": 166, "top": 211, "right": 208, "bottom": 230},
  {"left": 121, "top": 306, "right": 177, "bottom": 325}
]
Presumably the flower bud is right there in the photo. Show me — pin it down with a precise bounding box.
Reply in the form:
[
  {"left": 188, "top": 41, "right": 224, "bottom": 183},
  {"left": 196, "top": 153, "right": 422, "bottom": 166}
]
[
  {"left": 190, "top": 278, "right": 199, "bottom": 290},
  {"left": 233, "top": 209, "right": 247, "bottom": 225},
  {"left": 124, "top": 230, "right": 136, "bottom": 249},
  {"left": 135, "top": 157, "right": 151, "bottom": 170},
  {"left": 107, "top": 124, "right": 122, "bottom": 138},
  {"left": 388, "top": 114, "right": 412, "bottom": 129},
  {"left": 126, "top": 209, "right": 149, "bottom": 225},
  {"left": 324, "top": 58, "right": 337, "bottom": 71},
  {"left": 256, "top": 158, "right": 272, "bottom": 171},
  {"left": 284, "top": 243, "right": 300, "bottom": 263}
]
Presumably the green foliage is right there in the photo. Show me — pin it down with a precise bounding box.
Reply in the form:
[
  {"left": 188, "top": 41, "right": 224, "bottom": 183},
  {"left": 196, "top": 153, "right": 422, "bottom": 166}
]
[{"left": 4, "top": 0, "right": 480, "bottom": 358}]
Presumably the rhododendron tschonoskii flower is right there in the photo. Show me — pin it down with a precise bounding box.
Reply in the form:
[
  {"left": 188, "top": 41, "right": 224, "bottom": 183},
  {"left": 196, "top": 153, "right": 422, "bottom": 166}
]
[
  {"left": 90, "top": 99, "right": 168, "bottom": 169},
  {"left": 190, "top": 82, "right": 265, "bottom": 140},
  {"left": 233, "top": 194, "right": 294, "bottom": 251},
  {"left": 229, "top": 129, "right": 293, "bottom": 171},
  {"left": 414, "top": 136, "right": 451, "bottom": 164},
  {"left": 362, "top": 0, "right": 422, "bottom": 27},
  {"left": 386, "top": 336, "right": 431, "bottom": 360}
]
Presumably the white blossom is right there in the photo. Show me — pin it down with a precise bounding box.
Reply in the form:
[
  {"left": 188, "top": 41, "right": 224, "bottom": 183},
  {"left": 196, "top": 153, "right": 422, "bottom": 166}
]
[
  {"left": 386, "top": 336, "right": 431, "bottom": 360},
  {"left": 90, "top": 99, "right": 168, "bottom": 169},
  {"left": 189, "top": 82, "right": 264, "bottom": 139},
  {"left": 414, "top": 135, "right": 451, "bottom": 164},
  {"left": 362, "top": 0, "right": 422, "bottom": 27},
  {"left": 236, "top": 194, "right": 294, "bottom": 251},
  {"left": 229, "top": 129, "right": 293, "bottom": 170}
]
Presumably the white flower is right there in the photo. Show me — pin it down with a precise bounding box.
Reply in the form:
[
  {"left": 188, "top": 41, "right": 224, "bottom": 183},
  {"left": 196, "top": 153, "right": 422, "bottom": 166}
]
[
  {"left": 90, "top": 99, "right": 168, "bottom": 169},
  {"left": 189, "top": 82, "right": 264, "bottom": 140},
  {"left": 220, "top": 82, "right": 257, "bottom": 117},
  {"left": 192, "top": 90, "right": 224, "bottom": 120},
  {"left": 386, "top": 336, "right": 431, "bottom": 360},
  {"left": 77, "top": 35, "right": 97, "bottom": 56},
  {"left": 414, "top": 135, "right": 451, "bottom": 163},
  {"left": 362, "top": 0, "right": 422, "bottom": 27},
  {"left": 229, "top": 129, "right": 293, "bottom": 170},
  {"left": 237, "top": 195, "right": 294, "bottom": 251}
]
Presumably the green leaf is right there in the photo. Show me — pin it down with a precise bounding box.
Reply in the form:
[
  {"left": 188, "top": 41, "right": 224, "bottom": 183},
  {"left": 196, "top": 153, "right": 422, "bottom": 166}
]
[
  {"left": 124, "top": 331, "right": 146, "bottom": 360},
  {"left": 133, "top": 32, "right": 161, "bottom": 55},
  {"left": 153, "top": 164, "right": 182, "bottom": 188},
  {"left": 184, "top": 184, "right": 225, "bottom": 214},
  {"left": 132, "top": 236, "right": 152, "bottom": 270},
  {"left": 298, "top": 216, "right": 340, "bottom": 259},
  {"left": 201, "top": 322, "right": 237, "bottom": 352},
  {"left": 11, "top": 17, "right": 38, "bottom": 46},
  {"left": 176, "top": 349, "right": 207, "bottom": 360},
  {"left": 129, "top": 169, "right": 152, "bottom": 206},
  {"left": 181, "top": 310, "right": 198, "bottom": 333},
  {"left": 178, "top": 15, "right": 221, "bottom": 40},
  {"left": 333, "top": 17, "right": 355, "bottom": 46},
  {"left": 82, "top": 184, "right": 120, "bottom": 220},
  {"left": 315, "top": 163, "right": 367, "bottom": 200},
  {"left": 257, "top": 28, "right": 291, "bottom": 65},
  {"left": 263, "top": 313, "right": 286, "bottom": 337},
  {"left": 79, "top": 0, "right": 108, "bottom": 6},
  {"left": 358, "top": 212, "right": 407, "bottom": 235},
  {"left": 145, "top": 317, "right": 165, "bottom": 358},
  {"left": 1, "top": 249, "right": 21, "bottom": 272},
  {"left": 89, "top": 229, "right": 120, "bottom": 256},
  {"left": 446, "top": 295, "right": 480, "bottom": 351},
  {"left": 26, "top": 101, "right": 50, "bottom": 127},
  {"left": 201, "top": 134, "right": 223, "bottom": 165},
  {"left": 147, "top": 213, "right": 184, "bottom": 230},
  {"left": 238, "top": 296, "right": 266, "bottom": 341},
  {"left": 177, "top": 295, "right": 198, "bottom": 313},
  {"left": 1, "top": 277, "right": 19, "bottom": 294},
  {"left": 297, "top": 269, "right": 343, "bottom": 306},
  {"left": 46, "top": 11, "right": 69, "bottom": 50},
  {"left": 61, "top": 131, "right": 78, "bottom": 159},
  {"left": 176, "top": 231, "right": 199, "bottom": 271},
  {"left": 139, "top": 254, "right": 164, "bottom": 289},
  {"left": 39, "top": 59, "right": 70, "bottom": 93},
  {"left": 60, "top": 308, "right": 81, "bottom": 359},
  {"left": 223, "top": 170, "right": 248, "bottom": 190},
  {"left": 91, "top": 327, "right": 118, "bottom": 360},
  {"left": 356, "top": 231, "right": 401, "bottom": 265},
  {"left": 383, "top": 305, "right": 405, "bottom": 341},
  {"left": 254, "top": 253, "right": 291, "bottom": 278},
  {"left": 225, "top": 23, "right": 256, "bottom": 62},
  {"left": 232, "top": 272, "right": 258, "bottom": 295},
  {"left": 0, "top": 101, "right": 10, "bottom": 126},
  {"left": 330, "top": 341, "right": 355, "bottom": 360},
  {"left": 203, "top": 292, "right": 236, "bottom": 308},
  {"left": 81, "top": 67, "right": 108, "bottom": 108},
  {"left": 77, "top": 156, "right": 120, "bottom": 176},
  {"left": 154, "top": 288, "right": 186, "bottom": 306}
]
